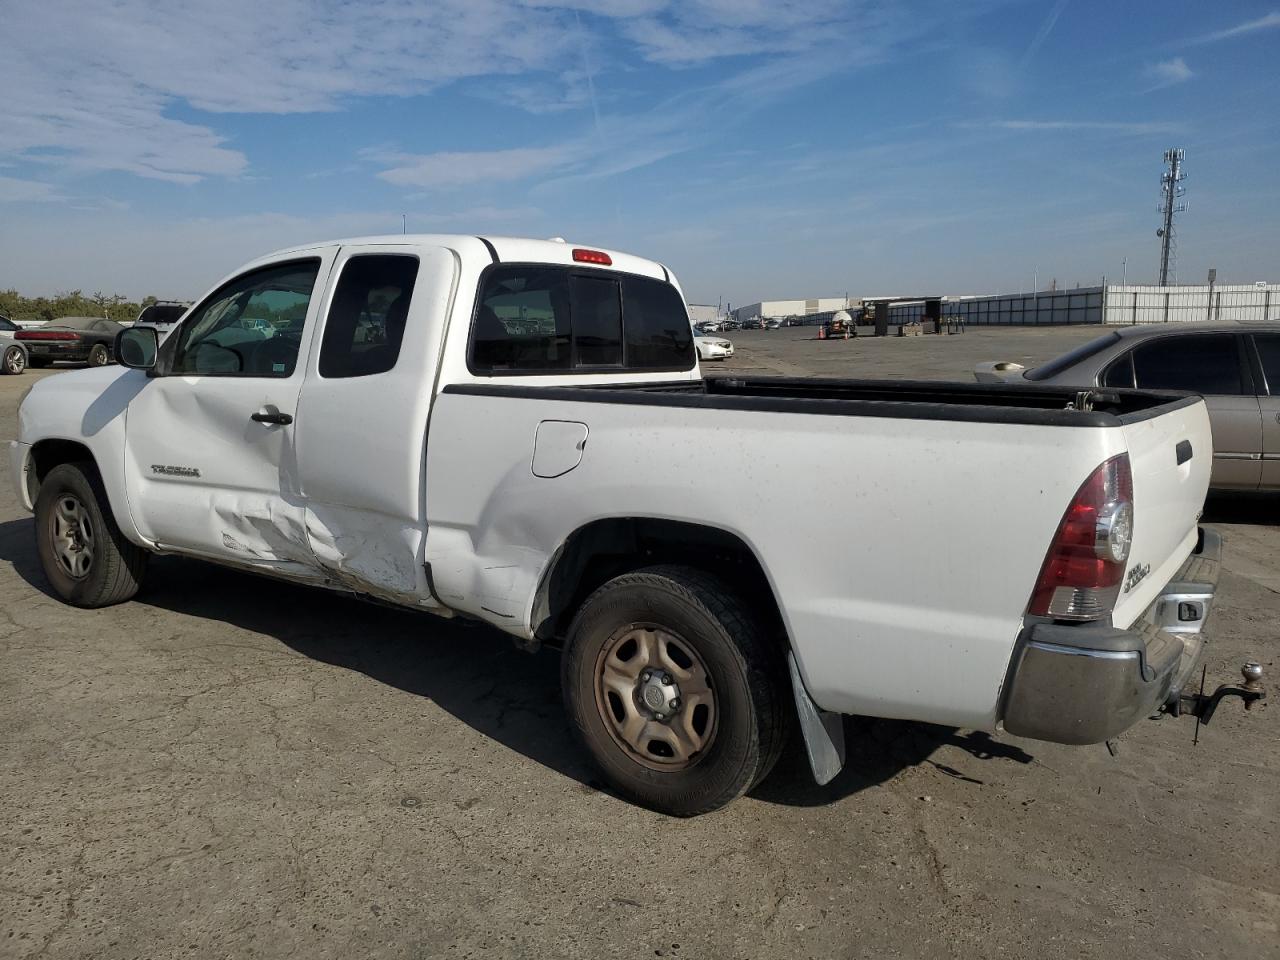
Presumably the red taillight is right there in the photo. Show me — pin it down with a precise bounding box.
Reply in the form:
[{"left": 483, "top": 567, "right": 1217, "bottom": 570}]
[
  {"left": 572, "top": 248, "right": 612, "bottom": 266},
  {"left": 16, "top": 330, "right": 79, "bottom": 341},
  {"left": 1028, "top": 453, "right": 1134, "bottom": 622}
]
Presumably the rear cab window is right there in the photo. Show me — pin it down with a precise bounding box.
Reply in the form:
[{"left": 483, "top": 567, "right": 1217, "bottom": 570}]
[{"left": 469, "top": 264, "right": 693, "bottom": 375}]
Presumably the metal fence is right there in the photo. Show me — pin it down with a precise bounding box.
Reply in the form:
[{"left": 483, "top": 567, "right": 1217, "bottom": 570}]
[
  {"left": 1101, "top": 284, "right": 1280, "bottom": 325},
  {"left": 938, "top": 288, "right": 1103, "bottom": 326}
]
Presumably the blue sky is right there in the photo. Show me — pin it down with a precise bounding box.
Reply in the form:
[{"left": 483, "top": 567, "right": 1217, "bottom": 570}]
[{"left": 2, "top": 1, "right": 1278, "bottom": 305}]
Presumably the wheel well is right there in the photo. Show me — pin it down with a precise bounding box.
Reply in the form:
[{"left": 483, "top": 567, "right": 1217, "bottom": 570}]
[
  {"left": 532, "top": 518, "right": 788, "bottom": 649},
  {"left": 27, "top": 439, "right": 95, "bottom": 503}
]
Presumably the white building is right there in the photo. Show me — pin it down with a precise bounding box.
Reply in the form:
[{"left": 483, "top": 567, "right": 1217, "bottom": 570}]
[
  {"left": 730, "top": 298, "right": 850, "bottom": 324},
  {"left": 686, "top": 304, "right": 722, "bottom": 325}
]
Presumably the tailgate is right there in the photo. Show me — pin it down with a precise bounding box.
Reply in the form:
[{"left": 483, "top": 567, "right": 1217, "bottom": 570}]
[{"left": 1111, "top": 397, "right": 1213, "bottom": 628}]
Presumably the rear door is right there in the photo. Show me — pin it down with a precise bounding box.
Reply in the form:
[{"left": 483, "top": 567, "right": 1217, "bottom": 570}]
[
  {"left": 293, "top": 243, "right": 458, "bottom": 603},
  {"left": 1248, "top": 332, "right": 1280, "bottom": 489},
  {"left": 1129, "top": 332, "right": 1261, "bottom": 491}
]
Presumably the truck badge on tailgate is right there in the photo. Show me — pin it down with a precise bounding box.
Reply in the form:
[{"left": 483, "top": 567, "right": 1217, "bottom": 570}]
[
  {"left": 1124, "top": 562, "right": 1151, "bottom": 593},
  {"left": 151, "top": 464, "right": 200, "bottom": 478}
]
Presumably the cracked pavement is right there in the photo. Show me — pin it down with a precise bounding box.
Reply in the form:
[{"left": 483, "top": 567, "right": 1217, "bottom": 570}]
[{"left": 2, "top": 329, "right": 1277, "bottom": 959}]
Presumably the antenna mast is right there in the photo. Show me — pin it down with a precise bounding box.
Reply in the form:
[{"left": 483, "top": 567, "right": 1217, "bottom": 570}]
[{"left": 1157, "top": 148, "right": 1186, "bottom": 285}]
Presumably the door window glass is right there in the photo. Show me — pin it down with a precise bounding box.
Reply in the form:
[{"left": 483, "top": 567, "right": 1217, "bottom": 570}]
[
  {"left": 172, "top": 260, "right": 320, "bottom": 377},
  {"left": 1252, "top": 334, "right": 1280, "bottom": 395},
  {"left": 319, "top": 255, "right": 420, "bottom": 378},
  {"left": 1131, "top": 334, "right": 1244, "bottom": 395}
]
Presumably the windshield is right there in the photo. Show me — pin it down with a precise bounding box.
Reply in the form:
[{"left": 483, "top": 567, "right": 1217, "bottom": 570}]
[
  {"left": 1024, "top": 331, "right": 1121, "bottom": 381},
  {"left": 54, "top": 317, "right": 100, "bottom": 331}
]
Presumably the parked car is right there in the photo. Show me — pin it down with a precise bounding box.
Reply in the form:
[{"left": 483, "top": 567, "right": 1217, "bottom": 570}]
[
  {"left": 1, "top": 315, "right": 28, "bottom": 375},
  {"left": 975, "top": 322, "right": 1280, "bottom": 492},
  {"left": 721, "top": 319, "right": 740, "bottom": 330},
  {"left": 695, "top": 334, "right": 734, "bottom": 361},
  {"left": 15, "top": 316, "right": 125, "bottom": 368},
  {"left": 11, "top": 234, "right": 1247, "bottom": 816},
  {"left": 699, "top": 320, "right": 723, "bottom": 333},
  {"left": 764, "top": 318, "right": 783, "bottom": 330},
  {"left": 132, "top": 300, "right": 191, "bottom": 341}
]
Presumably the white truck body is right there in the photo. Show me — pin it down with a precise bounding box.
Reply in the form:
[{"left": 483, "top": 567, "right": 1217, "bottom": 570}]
[{"left": 10, "top": 234, "right": 1228, "bottom": 809}]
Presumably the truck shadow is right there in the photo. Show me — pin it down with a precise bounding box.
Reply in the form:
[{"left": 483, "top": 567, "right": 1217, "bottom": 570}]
[
  {"left": 1202, "top": 493, "right": 1280, "bottom": 526},
  {"left": 0, "top": 515, "right": 1034, "bottom": 809}
]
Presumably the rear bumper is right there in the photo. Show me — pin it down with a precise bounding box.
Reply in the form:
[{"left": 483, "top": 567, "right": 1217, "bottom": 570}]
[
  {"left": 22, "top": 342, "right": 89, "bottom": 360},
  {"left": 1001, "top": 527, "right": 1221, "bottom": 745}
]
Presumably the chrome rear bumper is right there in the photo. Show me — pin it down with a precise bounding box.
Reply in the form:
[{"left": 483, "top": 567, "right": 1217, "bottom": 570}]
[{"left": 1000, "top": 528, "right": 1220, "bottom": 745}]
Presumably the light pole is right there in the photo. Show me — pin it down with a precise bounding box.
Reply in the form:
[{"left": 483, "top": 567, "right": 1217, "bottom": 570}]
[{"left": 1122, "top": 257, "right": 1127, "bottom": 286}]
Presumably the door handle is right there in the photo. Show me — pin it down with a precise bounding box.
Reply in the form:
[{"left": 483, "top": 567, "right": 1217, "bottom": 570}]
[{"left": 250, "top": 410, "right": 293, "bottom": 425}]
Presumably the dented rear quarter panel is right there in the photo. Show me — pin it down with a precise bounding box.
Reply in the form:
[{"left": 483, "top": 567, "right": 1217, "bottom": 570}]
[{"left": 423, "top": 390, "right": 1131, "bottom": 731}]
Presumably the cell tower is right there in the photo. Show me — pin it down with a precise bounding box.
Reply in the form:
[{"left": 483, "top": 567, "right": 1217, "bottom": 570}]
[{"left": 1157, "top": 148, "right": 1186, "bottom": 286}]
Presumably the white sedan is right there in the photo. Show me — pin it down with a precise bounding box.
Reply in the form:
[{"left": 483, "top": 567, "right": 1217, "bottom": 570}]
[{"left": 695, "top": 334, "right": 734, "bottom": 361}]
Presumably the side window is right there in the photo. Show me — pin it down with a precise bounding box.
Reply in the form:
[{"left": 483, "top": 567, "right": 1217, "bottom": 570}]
[
  {"left": 473, "top": 267, "right": 572, "bottom": 371},
  {"left": 1101, "top": 352, "right": 1135, "bottom": 388},
  {"left": 171, "top": 260, "right": 320, "bottom": 377},
  {"left": 623, "top": 275, "right": 693, "bottom": 369},
  {"left": 319, "top": 255, "right": 420, "bottom": 378},
  {"left": 0, "top": 317, "right": 16, "bottom": 332},
  {"left": 1252, "top": 334, "right": 1280, "bottom": 395},
  {"left": 1131, "top": 334, "right": 1244, "bottom": 395}
]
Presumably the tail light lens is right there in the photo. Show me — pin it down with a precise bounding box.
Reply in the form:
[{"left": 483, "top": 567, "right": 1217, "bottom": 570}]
[
  {"left": 16, "top": 330, "right": 79, "bottom": 341},
  {"left": 1028, "top": 453, "right": 1134, "bottom": 621}
]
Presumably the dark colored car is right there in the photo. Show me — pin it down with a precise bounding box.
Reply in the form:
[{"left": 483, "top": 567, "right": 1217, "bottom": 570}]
[{"left": 15, "top": 316, "right": 126, "bottom": 368}]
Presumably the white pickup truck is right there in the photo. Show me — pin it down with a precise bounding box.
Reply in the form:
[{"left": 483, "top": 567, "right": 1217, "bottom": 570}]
[{"left": 10, "top": 235, "right": 1256, "bottom": 815}]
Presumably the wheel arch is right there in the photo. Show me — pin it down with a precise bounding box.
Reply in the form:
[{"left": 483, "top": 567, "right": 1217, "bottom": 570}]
[
  {"left": 27, "top": 438, "right": 98, "bottom": 506},
  {"left": 531, "top": 517, "right": 790, "bottom": 654}
]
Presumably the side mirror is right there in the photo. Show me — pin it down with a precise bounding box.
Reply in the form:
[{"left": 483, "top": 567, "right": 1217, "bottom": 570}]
[{"left": 116, "top": 326, "right": 158, "bottom": 369}]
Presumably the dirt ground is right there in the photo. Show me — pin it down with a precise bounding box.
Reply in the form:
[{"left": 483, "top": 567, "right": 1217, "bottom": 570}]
[{"left": 2, "top": 329, "right": 1277, "bottom": 960}]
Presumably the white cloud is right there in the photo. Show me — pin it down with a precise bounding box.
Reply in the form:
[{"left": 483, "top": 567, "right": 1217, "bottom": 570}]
[
  {"left": 1143, "top": 57, "right": 1194, "bottom": 90},
  {"left": 1, "top": 0, "right": 583, "bottom": 184},
  {"left": 977, "top": 120, "right": 1185, "bottom": 135},
  {"left": 369, "top": 146, "right": 574, "bottom": 187},
  {"left": 1181, "top": 11, "right": 1280, "bottom": 46},
  {"left": 0, "top": 176, "right": 67, "bottom": 203}
]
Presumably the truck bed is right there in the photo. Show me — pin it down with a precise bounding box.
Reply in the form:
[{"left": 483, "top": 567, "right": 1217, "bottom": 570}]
[{"left": 445, "top": 375, "right": 1200, "bottom": 427}]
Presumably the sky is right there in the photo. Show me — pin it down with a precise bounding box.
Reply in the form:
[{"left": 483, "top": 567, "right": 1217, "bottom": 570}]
[{"left": 2, "top": 1, "right": 1278, "bottom": 306}]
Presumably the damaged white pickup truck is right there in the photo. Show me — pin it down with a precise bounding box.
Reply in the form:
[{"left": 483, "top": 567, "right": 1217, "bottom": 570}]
[{"left": 10, "top": 235, "right": 1263, "bottom": 815}]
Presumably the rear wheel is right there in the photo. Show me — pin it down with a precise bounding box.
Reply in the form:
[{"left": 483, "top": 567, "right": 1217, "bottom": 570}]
[
  {"left": 87, "top": 343, "right": 110, "bottom": 366},
  {"left": 562, "top": 565, "right": 788, "bottom": 816},
  {"left": 34, "top": 462, "right": 147, "bottom": 607},
  {"left": 2, "top": 345, "right": 24, "bottom": 375}
]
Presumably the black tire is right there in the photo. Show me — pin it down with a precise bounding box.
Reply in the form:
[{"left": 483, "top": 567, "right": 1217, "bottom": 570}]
[
  {"left": 562, "top": 565, "right": 789, "bottom": 817},
  {"left": 34, "top": 462, "right": 147, "bottom": 608},
  {"left": 87, "top": 343, "right": 110, "bottom": 367},
  {"left": 2, "top": 344, "right": 24, "bottom": 375}
]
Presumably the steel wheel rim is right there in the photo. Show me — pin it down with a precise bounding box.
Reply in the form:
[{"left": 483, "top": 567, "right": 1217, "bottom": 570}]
[
  {"left": 594, "top": 623, "right": 717, "bottom": 771},
  {"left": 50, "top": 495, "right": 94, "bottom": 580},
  {"left": 4, "top": 348, "right": 22, "bottom": 374}
]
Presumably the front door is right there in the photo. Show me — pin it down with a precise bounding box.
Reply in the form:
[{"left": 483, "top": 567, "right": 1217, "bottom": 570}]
[
  {"left": 123, "top": 252, "right": 335, "bottom": 573},
  {"left": 1130, "top": 332, "right": 1262, "bottom": 491}
]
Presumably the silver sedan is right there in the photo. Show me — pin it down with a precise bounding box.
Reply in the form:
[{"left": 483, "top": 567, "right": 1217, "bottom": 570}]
[{"left": 975, "top": 321, "right": 1280, "bottom": 491}]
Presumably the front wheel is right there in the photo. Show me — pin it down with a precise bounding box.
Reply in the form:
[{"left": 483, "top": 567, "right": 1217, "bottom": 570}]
[
  {"left": 562, "top": 565, "right": 789, "bottom": 816},
  {"left": 2, "top": 344, "right": 24, "bottom": 375},
  {"left": 34, "top": 462, "right": 148, "bottom": 607},
  {"left": 87, "top": 343, "right": 110, "bottom": 366}
]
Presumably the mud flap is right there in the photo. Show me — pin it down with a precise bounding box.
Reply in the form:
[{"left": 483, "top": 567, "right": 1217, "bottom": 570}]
[{"left": 787, "top": 651, "right": 846, "bottom": 785}]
